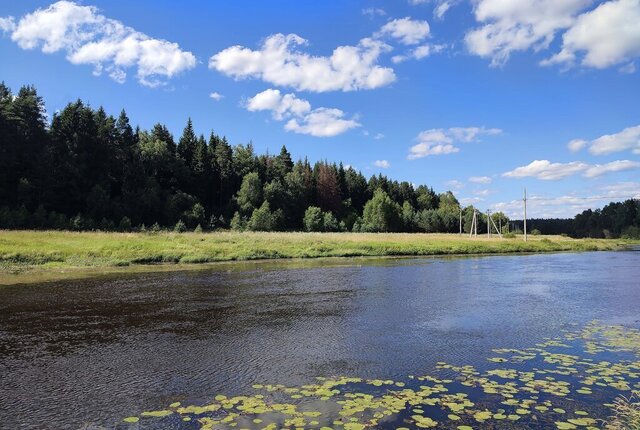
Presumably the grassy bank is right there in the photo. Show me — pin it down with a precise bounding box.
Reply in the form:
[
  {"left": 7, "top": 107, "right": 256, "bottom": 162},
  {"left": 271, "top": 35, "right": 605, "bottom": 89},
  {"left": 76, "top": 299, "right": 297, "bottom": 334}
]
[{"left": 0, "top": 230, "right": 634, "bottom": 285}]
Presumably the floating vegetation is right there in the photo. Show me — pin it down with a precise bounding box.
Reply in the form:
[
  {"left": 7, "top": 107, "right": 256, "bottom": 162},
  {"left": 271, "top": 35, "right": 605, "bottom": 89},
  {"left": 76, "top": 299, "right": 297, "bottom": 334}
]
[{"left": 121, "top": 322, "right": 640, "bottom": 429}]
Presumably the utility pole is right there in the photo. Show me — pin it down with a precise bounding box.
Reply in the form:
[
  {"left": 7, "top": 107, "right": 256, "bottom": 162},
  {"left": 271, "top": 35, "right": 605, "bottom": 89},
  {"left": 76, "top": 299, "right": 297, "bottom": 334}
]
[
  {"left": 459, "top": 207, "right": 462, "bottom": 235},
  {"left": 487, "top": 210, "right": 491, "bottom": 239},
  {"left": 474, "top": 209, "right": 478, "bottom": 237},
  {"left": 523, "top": 188, "right": 528, "bottom": 242}
]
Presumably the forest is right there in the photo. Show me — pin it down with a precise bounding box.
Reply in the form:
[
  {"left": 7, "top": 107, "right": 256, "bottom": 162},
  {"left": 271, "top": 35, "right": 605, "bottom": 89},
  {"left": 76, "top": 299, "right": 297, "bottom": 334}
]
[{"left": 0, "top": 82, "right": 638, "bottom": 238}]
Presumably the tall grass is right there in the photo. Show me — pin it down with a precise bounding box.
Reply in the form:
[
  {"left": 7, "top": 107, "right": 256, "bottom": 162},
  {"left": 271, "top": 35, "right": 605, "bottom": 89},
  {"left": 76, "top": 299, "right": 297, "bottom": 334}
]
[
  {"left": 606, "top": 392, "right": 640, "bottom": 430},
  {"left": 0, "top": 230, "right": 632, "bottom": 282}
]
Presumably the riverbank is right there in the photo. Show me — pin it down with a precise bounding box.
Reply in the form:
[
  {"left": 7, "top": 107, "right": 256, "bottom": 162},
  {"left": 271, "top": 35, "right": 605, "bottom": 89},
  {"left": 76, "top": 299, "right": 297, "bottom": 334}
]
[{"left": 0, "top": 230, "right": 634, "bottom": 285}]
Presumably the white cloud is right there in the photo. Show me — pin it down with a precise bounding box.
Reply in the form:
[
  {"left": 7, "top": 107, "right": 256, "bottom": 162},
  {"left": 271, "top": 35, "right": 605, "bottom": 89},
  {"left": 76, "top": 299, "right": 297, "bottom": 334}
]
[
  {"left": 503, "top": 159, "right": 640, "bottom": 180},
  {"left": 374, "top": 133, "right": 385, "bottom": 140},
  {"left": 465, "top": 0, "right": 591, "bottom": 66},
  {"left": 469, "top": 176, "right": 492, "bottom": 184},
  {"left": 461, "top": 197, "right": 484, "bottom": 205},
  {"left": 2, "top": 1, "right": 196, "bottom": 87},
  {"left": 285, "top": 108, "right": 360, "bottom": 138},
  {"left": 245, "top": 89, "right": 359, "bottom": 138},
  {"left": 567, "top": 138, "right": 588, "bottom": 152},
  {"left": 209, "top": 92, "right": 224, "bottom": 101},
  {"left": 374, "top": 160, "right": 391, "bottom": 168},
  {"left": 542, "top": 0, "right": 640, "bottom": 70},
  {"left": 407, "top": 126, "right": 502, "bottom": 159},
  {"left": 473, "top": 189, "right": 493, "bottom": 196},
  {"left": 446, "top": 179, "right": 464, "bottom": 189},
  {"left": 620, "top": 62, "right": 636, "bottom": 74},
  {"left": 377, "top": 17, "right": 430, "bottom": 45},
  {"left": 583, "top": 160, "right": 640, "bottom": 178},
  {"left": 209, "top": 33, "right": 395, "bottom": 93},
  {"left": 392, "top": 43, "right": 445, "bottom": 63},
  {"left": 0, "top": 16, "right": 15, "bottom": 33},
  {"left": 587, "top": 125, "right": 640, "bottom": 155},
  {"left": 362, "top": 8, "right": 386, "bottom": 17},
  {"left": 246, "top": 88, "right": 310, "bottom": 120},
  {"left": 434, "top": 2, "right": 453, "bottom": 19},
  {"left": 493, "top": 183, "right": 640, "bottom": 218},
  {"left": 503, "top": 160, "right": 589, "bottom": 180}
]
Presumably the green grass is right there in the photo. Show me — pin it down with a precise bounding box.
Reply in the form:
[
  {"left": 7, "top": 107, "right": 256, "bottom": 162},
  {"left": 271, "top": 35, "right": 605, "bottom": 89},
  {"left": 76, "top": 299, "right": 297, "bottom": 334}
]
[{"left": 0, "top": 230, "right": 634, "bottom": 285}]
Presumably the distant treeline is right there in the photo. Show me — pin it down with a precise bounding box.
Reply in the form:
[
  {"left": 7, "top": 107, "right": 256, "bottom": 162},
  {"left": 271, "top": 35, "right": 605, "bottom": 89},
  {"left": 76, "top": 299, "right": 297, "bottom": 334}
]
[
  {"left": 2, "top": 82, "right": 637, "bottom": 237},
  {"left": 0, "top": 82, "right": 481, "bottom": 233},
  {"left": 511, "top": 199, "right": 640, "bottom": 239}
]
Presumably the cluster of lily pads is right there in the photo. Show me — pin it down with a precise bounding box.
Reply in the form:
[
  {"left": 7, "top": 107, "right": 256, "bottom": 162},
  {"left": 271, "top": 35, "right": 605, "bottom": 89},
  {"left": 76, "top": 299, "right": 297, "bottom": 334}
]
[{"left": 122, "top": 322, "right": 640, "bottom": 429}]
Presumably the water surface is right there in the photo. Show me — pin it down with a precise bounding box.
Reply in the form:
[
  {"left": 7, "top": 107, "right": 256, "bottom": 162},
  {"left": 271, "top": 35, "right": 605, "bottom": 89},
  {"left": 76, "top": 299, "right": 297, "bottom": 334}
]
[{"left": 1, "top": 250, "right": 639, "bottom": 429}]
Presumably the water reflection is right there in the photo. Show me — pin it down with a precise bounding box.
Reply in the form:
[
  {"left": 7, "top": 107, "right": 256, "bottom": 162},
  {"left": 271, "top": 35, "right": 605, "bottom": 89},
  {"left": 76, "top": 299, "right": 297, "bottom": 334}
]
[{"left": 0, "top": 250, "right": 638, "bottom": 428}]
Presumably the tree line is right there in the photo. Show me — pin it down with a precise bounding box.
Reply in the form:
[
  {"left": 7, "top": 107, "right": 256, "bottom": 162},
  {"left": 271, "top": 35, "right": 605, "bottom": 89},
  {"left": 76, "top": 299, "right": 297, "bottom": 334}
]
[
  {"left": 512, "top": 199, "right": 640, "bottom": 239},
  {"left": 1, "top": 82, "right": 486, "bottom": 233}
]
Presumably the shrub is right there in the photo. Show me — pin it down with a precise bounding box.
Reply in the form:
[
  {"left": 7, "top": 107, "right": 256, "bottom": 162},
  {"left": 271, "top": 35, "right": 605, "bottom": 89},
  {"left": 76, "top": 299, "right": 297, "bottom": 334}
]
[
  {"left": 622, "top": 226, "right": 640, "bottom": 239},
  {"left": 531, "top": 228, "right": 541, "bottom": 236},
  {"left": 248, "top": 202, "right": 277, "bottom": 231},
  {"left": 194, "top": 224, "right": 203, "bottom": 233},
  {"left": 362, "top": 189, "right": 402, "bottom": 232},
  {"left": 174, "top": 219, "right": 187, "bottom": 233},
  {"left": 230, "top": 212, "right": 246, "bottom": 231},
  {"left": 323, "top": 212, "right": 339, "bottom": 232},
  {"left": 303, "top": 206, "right": 324, "bottom": 232},
  {"left": 118, "top": 216, "right": 132, "bottom": 231},
  {"left": 503, "top": 232, "right": 516, "bottom": 239}
]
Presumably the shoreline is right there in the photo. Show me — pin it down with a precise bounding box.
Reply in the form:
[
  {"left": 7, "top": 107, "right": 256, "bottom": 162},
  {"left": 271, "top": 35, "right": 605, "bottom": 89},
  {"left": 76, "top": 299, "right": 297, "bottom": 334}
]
[{"left": 1, "top": 230, "right": 635, "bottom": 286}]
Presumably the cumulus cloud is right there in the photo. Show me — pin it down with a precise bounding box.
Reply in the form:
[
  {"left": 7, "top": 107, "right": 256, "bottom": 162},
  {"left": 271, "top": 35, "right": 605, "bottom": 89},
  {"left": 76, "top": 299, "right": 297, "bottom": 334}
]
[
  {"left": 209, "top": 33, "right": 395, "bottom": 93},
  {"left": 567, "top": 138, "right": 588, "bottom": 152},
  {"left": 209, "top": 92, "right": 224, "bottom": 101},
  {"left": 469, "top": 176, "right": 492, "bottom": 184},
  {"left": 542, "top": 0, "right": 640, "bottom": 70},
  {"left": 245, "top": 89, "right": 359, "bottom": 137},
  {"left": 374, "top": 160, "right": 391, "bottom": 168},
  {"left": 587, "top": 125, "right": 640, "bottom": 155},
  {"left": 246, "top": 88, "right": 311, "bottom": 120},
  {"left": 584, "top": 160, "right": 640, "bottom": 178},
  {"left": 493, "top": 182, "right": 640, "bottom": 218},
  {"left": 464, "top": 0, "right": 591, "bottom": 66},
  {"left": 503, "top": 160, "right": 589, "bottom": 180},
  {"left": 0, "top": 16, "right": 15, "bottom": 33},
  {"left": 377, "top": 17, "right": 430, "bottom": 45},
  {"left": 503, "top": 159, "right": 640, "bottom": 180},
  {"left": 1, "top": 1, "right": 196, "bottom": 87},
  {"left": 407, "top": 126, "right": 502, "bottom": 159}
]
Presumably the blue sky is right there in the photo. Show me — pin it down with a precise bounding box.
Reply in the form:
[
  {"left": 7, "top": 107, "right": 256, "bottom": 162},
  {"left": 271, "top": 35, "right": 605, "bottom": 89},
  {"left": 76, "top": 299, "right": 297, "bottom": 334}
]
[{"left": 1, "top": 0, "right": 639, "bottom": 218}]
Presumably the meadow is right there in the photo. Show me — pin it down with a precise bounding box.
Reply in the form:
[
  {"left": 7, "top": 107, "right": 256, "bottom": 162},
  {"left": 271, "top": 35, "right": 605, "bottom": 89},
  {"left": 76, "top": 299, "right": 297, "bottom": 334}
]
[{"left": 0, "top": 230, "right": 632, "bottom": 285}]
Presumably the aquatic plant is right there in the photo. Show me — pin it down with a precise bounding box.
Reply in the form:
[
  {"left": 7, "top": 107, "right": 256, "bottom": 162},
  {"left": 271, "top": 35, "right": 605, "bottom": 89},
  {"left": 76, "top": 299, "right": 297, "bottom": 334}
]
[{"left": 120, "top": 321, "right": 640, "bottom": 429}]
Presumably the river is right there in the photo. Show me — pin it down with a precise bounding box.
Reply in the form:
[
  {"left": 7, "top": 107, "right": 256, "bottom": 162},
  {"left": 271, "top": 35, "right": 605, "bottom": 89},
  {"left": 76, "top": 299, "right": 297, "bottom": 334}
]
[{"left": 1, "top": 250, "right": 639, "bottom": 429}]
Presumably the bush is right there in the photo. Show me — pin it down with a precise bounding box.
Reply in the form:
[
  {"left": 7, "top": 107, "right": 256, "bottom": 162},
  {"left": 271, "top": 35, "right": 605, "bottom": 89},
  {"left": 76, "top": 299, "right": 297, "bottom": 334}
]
[
  {"left": 118, "top": 216, "right": 132, "bottom": 231},
  {"left": 174, "top": 219, "right": 187, "bottom": 233},
  {"left": 622, "top": 226, "right": 640, "bottom": 239},
  {"left": 503, "top": 232, "right": 516, "bottom": 239},
  {"left": 248, "top": 202, "right": 278, "bottom": 231},
  {"left": 323, "top": 212, "right": 339, "bottom": 232},
  {"left": 531, "top": 228, "right": 541, "bottom": 236},
  {"left": 194, "top": 224, "right": 203, "bottom": 233},
  {"left": 362, "top": 189, "right": 401, "bottom": 232},
  {"left": 230, "top": 212, "right": 246, "bottom": 231},
  {"left": 303, "top": 206, "right": 324, "bottom": 232},
  {"left": 150, "top": 222, "right": 161, "bottom": 232}
]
